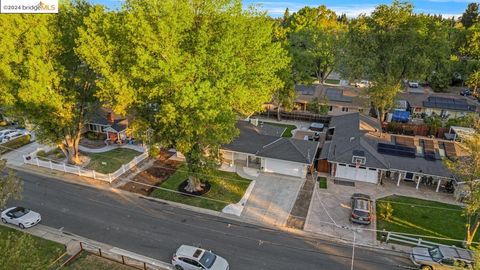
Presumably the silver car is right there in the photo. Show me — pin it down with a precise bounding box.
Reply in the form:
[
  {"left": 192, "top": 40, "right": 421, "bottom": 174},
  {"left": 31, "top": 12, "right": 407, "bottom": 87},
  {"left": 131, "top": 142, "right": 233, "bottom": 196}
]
[
  {"left": 1, "top": 206, "right": 42, "bottom": 229},
  {"left": 172, "top": 245, "right": 229, "bottom": 270},
  {"left": 410, "top": 246, "right": 473, "bottom": 270}
]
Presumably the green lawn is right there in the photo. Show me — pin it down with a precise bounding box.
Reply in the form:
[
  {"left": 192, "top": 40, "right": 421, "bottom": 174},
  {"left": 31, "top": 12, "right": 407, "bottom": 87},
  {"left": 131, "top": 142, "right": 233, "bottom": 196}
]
[
  {"left": 324, "top": 79, "right": 341, "bottom": 85},
  {"left": 376, "top": 195, "right": 477, "bottom": 246},
  {"left": 150, "top": 165, "right": 251, "bottom": 211},
  {"left": 263, "top": 122, "right": 297, "bottom": 137},
  {"left": 65, "top": 252, "right": 134, "bottom": 270},
  {"left": 0, "top": 225, "right": 65, "bottom": 268},
  {"left": 84, "top": 148, "right": 142, "bottom": 174},
  {"left": 318, "top": 177, "right": 327, "bottom": 189}
]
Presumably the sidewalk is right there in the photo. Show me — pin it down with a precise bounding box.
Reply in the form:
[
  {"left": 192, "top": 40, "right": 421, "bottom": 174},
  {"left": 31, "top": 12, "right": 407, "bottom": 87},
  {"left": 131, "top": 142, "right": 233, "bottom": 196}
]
[{"left": 1, "top": 223, "right": 173, "bottom": 270}]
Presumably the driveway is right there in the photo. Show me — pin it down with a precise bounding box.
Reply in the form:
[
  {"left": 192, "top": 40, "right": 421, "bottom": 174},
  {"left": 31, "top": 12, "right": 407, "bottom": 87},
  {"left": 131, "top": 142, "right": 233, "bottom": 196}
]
[
  {"left": 305, "top": 180, "right": 377, "bottom": 246},
  {"left": 241, "top": 171, "right": 304, "bottom": 227}
]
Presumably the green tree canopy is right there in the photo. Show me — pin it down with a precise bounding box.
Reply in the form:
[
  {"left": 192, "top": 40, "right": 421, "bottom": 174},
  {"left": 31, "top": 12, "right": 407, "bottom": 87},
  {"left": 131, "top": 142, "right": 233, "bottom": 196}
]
[
  {"left": 78, "top": 0, "right": 289, "bottom": 192},
  {"left": 0, "top": 0, "right": 97, "bottom": 164}
]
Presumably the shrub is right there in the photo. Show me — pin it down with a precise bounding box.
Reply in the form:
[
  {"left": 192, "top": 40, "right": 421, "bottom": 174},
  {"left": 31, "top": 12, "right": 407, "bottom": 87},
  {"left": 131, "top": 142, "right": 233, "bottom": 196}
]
[
  {"left": 55, "top": 152, "right": 64, "bottom": 159},
  {"left": 318, "top": 177, "right": 327, "bottom": 189},
  {"left": 36, "top": 150, "right": 47, "bottom": 157},
  {"left": 149, "top": 145, "right": 160, "bottom": 158},
  {"left": 378, "top": 202, "right": 394, "bottom": 221}
]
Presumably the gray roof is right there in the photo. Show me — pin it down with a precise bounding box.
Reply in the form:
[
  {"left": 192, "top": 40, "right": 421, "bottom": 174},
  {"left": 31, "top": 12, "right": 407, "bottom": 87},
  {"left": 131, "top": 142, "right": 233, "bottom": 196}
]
[
  {"left": 88, "top": 108, "right": 128, "bottom": 132},
  {"left": 257, "top": 138, "right": 319, "bottom": 164},
  {"left": 423, "top": 96, "right": 476, "bottom": 112},
  {"left": 223, "top": 121, "right": 319, "bottom": 164},
  {"left": 326, "top": 113, "right": 453, "bottom": 178},
  {"left": 325, "top": 88, "right": 353, "bottom": 103}
]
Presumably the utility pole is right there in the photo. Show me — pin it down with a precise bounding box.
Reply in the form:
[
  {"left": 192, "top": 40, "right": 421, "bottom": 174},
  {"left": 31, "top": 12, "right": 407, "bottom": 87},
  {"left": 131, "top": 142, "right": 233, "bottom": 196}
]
[{"left": 351, "top": 230, "right": 356, "bottom": 270}]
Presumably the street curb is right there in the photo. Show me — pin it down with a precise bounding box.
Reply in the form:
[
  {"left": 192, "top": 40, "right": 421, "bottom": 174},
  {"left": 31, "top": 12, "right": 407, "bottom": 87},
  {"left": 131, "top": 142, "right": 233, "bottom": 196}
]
[{"left": 8, "top": 163, "right": 406, "bottom": 255}]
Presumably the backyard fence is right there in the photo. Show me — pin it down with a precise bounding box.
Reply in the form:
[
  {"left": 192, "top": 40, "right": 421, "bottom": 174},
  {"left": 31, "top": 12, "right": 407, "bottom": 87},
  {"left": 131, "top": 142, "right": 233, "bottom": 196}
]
[
  {"left": 256, "top": 110, "right": 331, "bottom": 124},
  {"left": 74, "top": 241, "right": 172, "bottom": 270},
  {"left": 385, "top": 232, "right": 443, "bottom": 248},
  {"left": 23, "top": 149, "right": 148, "bottom": 183}
]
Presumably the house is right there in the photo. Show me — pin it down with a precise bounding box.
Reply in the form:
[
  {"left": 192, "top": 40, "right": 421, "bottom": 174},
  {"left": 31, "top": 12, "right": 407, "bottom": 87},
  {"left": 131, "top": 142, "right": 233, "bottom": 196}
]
[
  {"left": 398, "top": 92, "right": 478, "bottom": 119},
  {"left": 85, "top": 108, "right": 129, "bottom": 143},
  {"left": 221, "top": 121, "right": 320, "bottom": 178},
  {"left": 319, "top": 113, "right": 466, "bottom": 192},
  {"left": 294, "top": 84, "right": 367, "bottom": 115}
]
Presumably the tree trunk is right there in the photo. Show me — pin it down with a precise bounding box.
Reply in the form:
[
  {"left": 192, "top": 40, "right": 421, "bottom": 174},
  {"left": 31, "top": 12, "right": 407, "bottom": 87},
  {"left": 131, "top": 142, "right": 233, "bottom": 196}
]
[
  {"left": 378, "top": 108, "right": 385, "bottom": 122},
  {"left": 60, "top": 132, "right": 82, "bottom": 165},
  {"left": 465, "top": 219, "right": 480, "bottom": 247},
  {"left": 276, "top": 104, "right": 281, "bottom": 121},
  {"left": 185, "top": 174, "right": 204, "bottom": 193}
]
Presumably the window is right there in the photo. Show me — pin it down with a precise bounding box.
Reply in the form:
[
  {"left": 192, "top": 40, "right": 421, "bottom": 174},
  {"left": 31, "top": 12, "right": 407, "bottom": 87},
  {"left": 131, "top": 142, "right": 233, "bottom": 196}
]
[
  {"left": 339, "top": 163, "right": 346, "bottom": 167},
  {"left": 101, "top": 126, "right": 106, "bottom": 133},
  {"left": 441, "top": 258, "right": 454, "bottom": 266},
  {"left": 342, "top": 107, "right": 349, "bottom": 112},
  {"left": 329, "top": 106, "right": 333, "bottom": 112}
]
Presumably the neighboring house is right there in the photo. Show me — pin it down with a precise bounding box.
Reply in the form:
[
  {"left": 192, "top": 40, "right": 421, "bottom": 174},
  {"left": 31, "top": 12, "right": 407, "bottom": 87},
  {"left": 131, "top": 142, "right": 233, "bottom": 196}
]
[
  {"left": 85, "top": 108, "right": 129, "bottom": 143},
  {"left": 319, "top": 113, "right": 466, "bottom": 192},
  {"left": 221, "top": 121, "right": 319, "bottom": 179},
  {"left": 398, "top": 92, "right": 478, "bottom": 119},
  {"left": 294, "top": 84, "right": 367, "bottom": 115}
]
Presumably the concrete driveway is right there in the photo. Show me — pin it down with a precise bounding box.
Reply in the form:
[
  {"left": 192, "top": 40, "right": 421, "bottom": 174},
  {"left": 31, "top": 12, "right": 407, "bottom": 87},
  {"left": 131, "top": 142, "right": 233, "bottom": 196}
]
[
  {"left": 241, "top": 172, "right": 304, "bottom": 227},
  {"left": 304, "top": 178, "right": 377, "bottom": 246}
]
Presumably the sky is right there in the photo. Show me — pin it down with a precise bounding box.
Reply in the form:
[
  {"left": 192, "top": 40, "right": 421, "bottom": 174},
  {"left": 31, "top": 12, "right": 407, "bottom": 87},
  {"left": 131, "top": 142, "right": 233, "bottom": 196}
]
[{"left": 90, "top": 0, "right": 475, "bottom": 18}]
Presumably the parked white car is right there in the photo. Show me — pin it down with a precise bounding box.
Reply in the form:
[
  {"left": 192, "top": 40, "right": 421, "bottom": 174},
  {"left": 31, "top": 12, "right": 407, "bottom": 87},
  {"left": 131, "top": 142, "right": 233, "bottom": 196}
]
[
  {"left": 1, "top": 207, "right": 41, "bottom": 229},
  {"left": 408, "top": 81, "right": 419, "bottom": 88},
  {"left": 0, "top": 129, "right": 16, "bottom": 141},
  {"left": 355, "top": 80, "right": 370, "bottom": 88},
  {"left": 172, "top": 245, "right": 229, "bottom": 270},
  {"left": 1, "top": 132, "right": 22, "bottom": 143}
]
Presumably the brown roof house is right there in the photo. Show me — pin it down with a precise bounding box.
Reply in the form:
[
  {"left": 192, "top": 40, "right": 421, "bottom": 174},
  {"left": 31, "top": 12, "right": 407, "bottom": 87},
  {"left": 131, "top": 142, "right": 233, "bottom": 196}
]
[{"left": 85, "top": 108, "right": 129, "bottom": 143}]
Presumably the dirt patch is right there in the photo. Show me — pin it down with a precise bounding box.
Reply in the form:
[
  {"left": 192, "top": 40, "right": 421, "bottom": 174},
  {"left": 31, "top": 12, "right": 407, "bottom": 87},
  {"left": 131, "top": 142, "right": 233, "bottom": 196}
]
[
  {"left": 119, "top": 150, "right": 181, "bottom": 196},
  {"left": 286, "top": 174, "right": 316, "bottom": 230}
]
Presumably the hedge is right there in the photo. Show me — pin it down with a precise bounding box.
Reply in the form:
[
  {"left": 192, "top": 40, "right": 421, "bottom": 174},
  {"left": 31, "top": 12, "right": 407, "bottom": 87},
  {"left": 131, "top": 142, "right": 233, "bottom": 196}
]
[{"left": 0, "top": 134, "right": 31, "bottom": 154}]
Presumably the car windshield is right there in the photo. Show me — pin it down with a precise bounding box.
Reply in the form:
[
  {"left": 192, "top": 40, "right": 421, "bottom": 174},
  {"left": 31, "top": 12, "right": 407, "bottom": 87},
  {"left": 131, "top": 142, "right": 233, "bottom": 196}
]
[
  {"left": 353, "top": 209, "right": 369, "bottom": 217},
  {"left": 428, "top": 247, "right": 443, "bottom": 262},
  {"left": 12, "top": 208, "right": 30, "bottom": 218},
  {"left": 199, "top": 251, "right": 217, "bottom": 268}
]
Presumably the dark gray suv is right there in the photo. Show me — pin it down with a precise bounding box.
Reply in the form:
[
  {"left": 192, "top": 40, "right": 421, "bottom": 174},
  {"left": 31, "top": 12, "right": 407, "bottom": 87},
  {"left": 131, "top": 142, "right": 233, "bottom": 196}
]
[{"left": 350, "top": 193, "right": 372, "bottom": 225}]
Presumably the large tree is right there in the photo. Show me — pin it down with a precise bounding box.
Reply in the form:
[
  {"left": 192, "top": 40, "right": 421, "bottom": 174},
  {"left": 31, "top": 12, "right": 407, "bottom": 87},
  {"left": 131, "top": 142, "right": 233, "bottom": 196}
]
[
  {"left": 78, "top": 0, "right": 288, "bottom": 192},
  {"left": 286, "top": 6, "right": 345, "bottom": 84},
  {"left": 0, "top": 0, "right": 97, "bottom": 164},
  {"left": 445, "top": 131, "right": 480, "bottom": 247},
  {"left": 461, "top": 3, "right": 479, "bottom": 29},
  {"left": 340, "top": 1, "right": 442, "bottom": 121},
  {"left": 0, "top": 160, "right": 22, "bottom": 209}
]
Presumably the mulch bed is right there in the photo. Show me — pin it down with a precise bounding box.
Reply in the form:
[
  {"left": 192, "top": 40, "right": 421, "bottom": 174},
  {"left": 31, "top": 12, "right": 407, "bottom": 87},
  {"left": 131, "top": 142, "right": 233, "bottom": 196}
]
[
  {"left": 178, "top": 180, "right": 211, "bottom": 196},
  {"left": 119, "top": 150, "right": 181, "bottom": 196}
]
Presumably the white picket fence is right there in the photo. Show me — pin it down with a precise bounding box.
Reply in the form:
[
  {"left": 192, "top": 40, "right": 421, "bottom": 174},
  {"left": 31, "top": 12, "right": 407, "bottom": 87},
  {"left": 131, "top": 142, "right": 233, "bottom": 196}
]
[
  {"left": 385, "top": 232, "right": 443, "bottom": 248},
  {"left": 23, "top": 149, "right": 148, "bottom": 183}
]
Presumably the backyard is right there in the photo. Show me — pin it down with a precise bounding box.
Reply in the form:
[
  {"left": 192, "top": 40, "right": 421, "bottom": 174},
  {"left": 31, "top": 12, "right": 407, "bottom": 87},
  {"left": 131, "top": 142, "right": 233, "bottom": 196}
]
[
  {"left": 376, "top": 195, "right": 478, "bottom": 246},
  {"left": 263, "top": 122, "right": 297, "bottom": 137},
  {"left": 84, "top": 148, "right": 143, "bottom": 174},
  {"left": 150, "top": 165, "right": 251, "bottom": 211}
]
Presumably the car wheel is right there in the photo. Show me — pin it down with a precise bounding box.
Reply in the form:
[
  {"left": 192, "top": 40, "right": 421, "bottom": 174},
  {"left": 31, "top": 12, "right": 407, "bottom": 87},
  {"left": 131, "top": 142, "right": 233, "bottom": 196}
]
[
  {"left": 420, "top": 266, "right": 433, "bottom": 270},
  {"left": 174, "top": 266, "right": 184, "bottom": 270},
  {"left": 19, "top": 223, "right": 25, "bottom": 229},
  {"left": 1, "top": 218, "right": 7, "bottom": 224}
]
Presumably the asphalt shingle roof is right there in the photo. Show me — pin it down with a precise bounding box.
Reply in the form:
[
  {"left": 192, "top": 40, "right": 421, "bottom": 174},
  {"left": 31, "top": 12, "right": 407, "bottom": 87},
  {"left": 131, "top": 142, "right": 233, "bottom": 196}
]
[{"left": 222, "top": 121, "right": 319, "bottom": 164}]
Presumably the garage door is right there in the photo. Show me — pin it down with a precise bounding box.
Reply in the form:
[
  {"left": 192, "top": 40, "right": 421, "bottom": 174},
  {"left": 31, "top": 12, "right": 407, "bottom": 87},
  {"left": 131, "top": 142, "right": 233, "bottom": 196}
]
[
  {"left": 335, "top": 164, "right": 378, "bottom": 183},
  {"left": 263, "top": 159, "right": 305, "bottom": 178}
]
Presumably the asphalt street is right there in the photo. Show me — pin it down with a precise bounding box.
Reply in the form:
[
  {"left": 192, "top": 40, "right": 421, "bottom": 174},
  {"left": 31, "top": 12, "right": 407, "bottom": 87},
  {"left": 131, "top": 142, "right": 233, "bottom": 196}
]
[{"left": 11, "top": 170, "right": 415, "bottom": 270}]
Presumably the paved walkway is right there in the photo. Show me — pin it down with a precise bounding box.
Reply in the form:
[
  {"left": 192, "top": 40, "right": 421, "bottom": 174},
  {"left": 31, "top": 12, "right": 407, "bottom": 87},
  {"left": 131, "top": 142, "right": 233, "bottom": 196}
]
[
  {"left": 79, "top": 144, "right": 145, "bottom": 153},
  {"left": 1, "top": 141, "right": 52, "bottom": 166},
  {"left": 241, "top": 170, "right": 304, "bottom": 227}
]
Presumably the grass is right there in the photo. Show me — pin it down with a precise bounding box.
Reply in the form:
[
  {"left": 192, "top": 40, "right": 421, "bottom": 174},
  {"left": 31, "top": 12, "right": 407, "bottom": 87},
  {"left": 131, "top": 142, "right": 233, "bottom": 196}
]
[
  {"left": 64, "top": 252, "right": 134, "bottom": 270},
  {"left": 318, "top": 177, "right": 327, "bottom": 189},
  {"left": 324, "top": 79, "right": 341, "bottom": 85},
  {"left": 0, "top": 225, "right": 65, "bottom": 267},
  {"left": 263, "top": 122, "right": 297, "bottom": 137},
  {"left": 376, "top": 195, "right": 478, "bottom": 246},
  {"left": 150, "top": 165, "right": 251, "bottom": 211},
  {"left": 84, "top": 148, "right": 142, "bottom": 174}
]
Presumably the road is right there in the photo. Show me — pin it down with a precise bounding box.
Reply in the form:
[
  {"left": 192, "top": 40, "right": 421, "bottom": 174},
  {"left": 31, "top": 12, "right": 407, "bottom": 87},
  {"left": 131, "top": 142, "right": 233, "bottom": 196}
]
[{"left": 12, "top": 170, "right": 414, "bottom": 270}]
